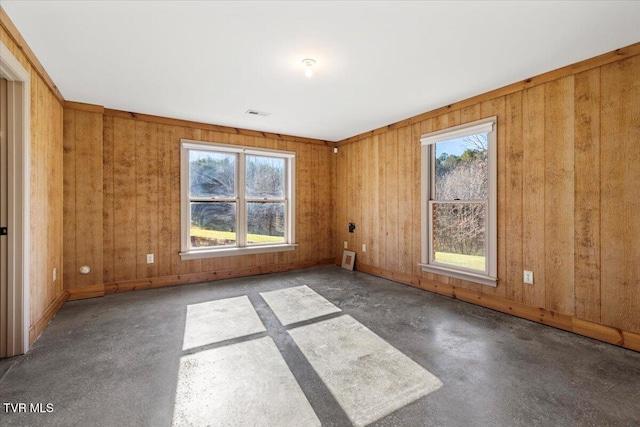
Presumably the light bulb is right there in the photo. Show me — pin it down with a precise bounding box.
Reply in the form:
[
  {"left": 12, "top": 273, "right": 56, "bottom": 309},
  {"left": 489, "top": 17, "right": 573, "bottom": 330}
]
[{"left": 302, "top": 58, "right": 316, "bottom": 78}]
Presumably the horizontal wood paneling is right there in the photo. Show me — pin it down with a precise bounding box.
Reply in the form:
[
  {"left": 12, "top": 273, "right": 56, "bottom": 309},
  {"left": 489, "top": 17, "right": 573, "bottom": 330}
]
[{"left": 336, "top": 50, "right": 640, "bottom": 341}]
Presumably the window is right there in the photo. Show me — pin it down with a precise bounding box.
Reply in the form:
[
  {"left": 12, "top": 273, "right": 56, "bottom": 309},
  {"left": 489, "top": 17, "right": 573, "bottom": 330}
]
[
  {"left": 180, "top": 140, "right": 296, "bottom": 259},
  {"left": 420, "top": 117, "right": 497, "bottom": 286}
]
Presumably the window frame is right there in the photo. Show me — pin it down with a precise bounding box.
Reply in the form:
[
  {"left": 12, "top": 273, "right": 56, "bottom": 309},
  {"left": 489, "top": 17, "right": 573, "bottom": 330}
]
[
  {"left": 180, "top": 140, "right": 296, "bottom": 260},
  {"left": 419, "top": 116, "right": 498, "bottom": 286}
]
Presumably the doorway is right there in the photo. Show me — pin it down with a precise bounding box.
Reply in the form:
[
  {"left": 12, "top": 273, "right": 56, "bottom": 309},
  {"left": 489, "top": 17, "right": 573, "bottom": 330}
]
[
  {"left": 0, "top": 40, "right": 31, "bottom": 357},
  {"left": 1, "top": 77, "right": 7, "bottom": 357}
]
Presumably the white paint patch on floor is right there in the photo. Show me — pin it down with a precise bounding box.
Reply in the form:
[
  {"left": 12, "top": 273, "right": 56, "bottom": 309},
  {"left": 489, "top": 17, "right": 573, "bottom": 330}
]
[
  {"left": 182, "top": 295, "right": 266, "bottom": 351},
  {"left": 260, "top": 285, "right": 342, "bottom": 326},
  {"left": 172, "top": 337, "right": 321, "bottom": 427},
  {"left": 288, "top": 315, "right": 443, "bottom": 427}
]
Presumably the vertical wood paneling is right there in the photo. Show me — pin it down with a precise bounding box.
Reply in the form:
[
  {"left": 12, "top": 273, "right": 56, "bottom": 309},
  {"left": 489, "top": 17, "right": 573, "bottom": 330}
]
[
  {"left": 521, "top": 84, "right": 546, "bottom": 308},
  {"left": 377, "top": 133, "right": 387, "bottom": 269},
  {"left": 334, "top": 52, "right": 640, "bottom": 336},
  {"left": 157, "top": 124, "right": 173, "bottom": 276},
  {"left": 601, "top": 55, "right": 640, "bottom": 333},
  {"left": 398, "top": 126, "right": 413, "bottom": 275},
  {"left": 412, "top": 120, "right": 431, "bottom": 277},
  {"left": 480, "top": 96, "right": 506, "bottom": 298},
  {"left": 504, "top": 92, "right": 524, "bottom": 303},
  {"left": 62, "top": 109, "right": 76, "bottom": 290},
  {"left": 544, "top": 77, "right": 575, "bottom": 315},
  {"left": 574, "top": 68, "right": 601, "bottom": 323},
  {"left": 385, "top": 130, "right": 399, "bottom": 272},
  {"left": 370, "top": 136, "right": 380, "bottom": 267},
  {"left": 71, "top": 110, "right": 103, "bottom": 288},
  {"left": 113, "top": 118, "right": 137, "bottom": 281},
  {"left": 74, "top": 115, "right": 334, "bottom": 284},
  {"left": 27, "top": 65, "right": 64, "bottom": 326},
  {"left": 135, "top": 121, "right": 158, "bottom": 279},
  {"left": 103, "top": 116, "right": 115, "bottom": 283}
]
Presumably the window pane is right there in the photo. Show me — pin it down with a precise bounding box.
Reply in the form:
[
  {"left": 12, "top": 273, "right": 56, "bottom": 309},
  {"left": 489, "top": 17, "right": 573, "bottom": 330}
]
[
  {"left": 434, "top": 133, "right": 488, "bottom": 200},
  {"left": 190, "top": 202, "right": 236, "bottom": 247},
  {"left": 246, "top": 155, "right": 285, "bottom": 199},
  {"left": 432, "top": 202, "right": 485, "bottom": 271},
  {"left": 189, "top": 151, "right": 236, "bottom": 198},
  {"left": 247, "top": 202, "right": 285, "bottom": 244}
]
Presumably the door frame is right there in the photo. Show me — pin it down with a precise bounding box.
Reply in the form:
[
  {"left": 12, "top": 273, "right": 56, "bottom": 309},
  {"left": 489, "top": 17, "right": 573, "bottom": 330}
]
[{"left": 0, "top": 40, "right": 31, "bottom": 356}]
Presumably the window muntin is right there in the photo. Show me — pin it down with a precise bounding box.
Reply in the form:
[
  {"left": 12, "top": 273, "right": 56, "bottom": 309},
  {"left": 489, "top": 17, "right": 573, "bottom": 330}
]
[
  {"left": 420, "top": 117, "right": 497, "bottom": 286},
  {"left": 181, "top": 141, "right": 295, "bottom": 258}
]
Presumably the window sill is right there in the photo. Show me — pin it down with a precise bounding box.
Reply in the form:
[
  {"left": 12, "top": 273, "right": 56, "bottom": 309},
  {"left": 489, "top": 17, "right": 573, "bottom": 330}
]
[
  {"left": 419, "top": 263, "right": 497, "bottom": 287},
  {"left": 180, "top": 244, "right": 298, "bottom": 260}
]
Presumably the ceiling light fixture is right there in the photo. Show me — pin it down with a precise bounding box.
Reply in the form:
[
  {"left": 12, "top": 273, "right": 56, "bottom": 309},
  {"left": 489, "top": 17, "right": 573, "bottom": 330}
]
[{"left": 302, "top": 58, "right": 316, "bottom": 78}]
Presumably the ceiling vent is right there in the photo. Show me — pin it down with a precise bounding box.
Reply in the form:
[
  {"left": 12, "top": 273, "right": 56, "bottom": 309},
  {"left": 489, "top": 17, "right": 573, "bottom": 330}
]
[{"left": 246, "top": 109, "right": 271, "bottom": 117}]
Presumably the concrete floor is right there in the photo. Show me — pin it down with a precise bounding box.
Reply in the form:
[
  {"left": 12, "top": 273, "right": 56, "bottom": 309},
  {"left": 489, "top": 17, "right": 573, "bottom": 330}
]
[{"left": 1, "top": 265, "right": 640, "bottom": 426}]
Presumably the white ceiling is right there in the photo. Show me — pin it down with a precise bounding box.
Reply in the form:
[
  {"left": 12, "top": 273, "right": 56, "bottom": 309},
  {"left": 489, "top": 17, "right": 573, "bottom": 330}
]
[{"left": 3, "top": 1, "right": 640, "bottom": 141}]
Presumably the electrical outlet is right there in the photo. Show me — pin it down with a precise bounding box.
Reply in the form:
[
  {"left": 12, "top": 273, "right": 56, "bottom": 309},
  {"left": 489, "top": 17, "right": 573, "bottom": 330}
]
[
  {"left": 343, "top": 241, "right": 348, "bottom": 249},
  {"left": 53, "top": 268, "right": 57, "bottom": 282},
  {"left": 523, "top": 270, "right": 534, "bottom": 285},
  {"left": 147, "top": 253, "right": 154, "bottom": 264},
  {"left": 362, "top": 244, "right": 367, "bottom": 252}
]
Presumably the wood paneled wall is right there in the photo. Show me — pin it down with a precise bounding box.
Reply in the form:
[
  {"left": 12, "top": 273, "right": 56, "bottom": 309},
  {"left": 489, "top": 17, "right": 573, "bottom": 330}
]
[
  {"left": 335, "top": 48, "right": 640, "bottom": 347},
  {"left": 63, "top": 106, "right": 335, "bottom": 298},
  {"left": 63, "top": 108, "right": 104, "bottom": 291},
  {"left": 1, "top": 13, "right": 65, "bottom": 344}
]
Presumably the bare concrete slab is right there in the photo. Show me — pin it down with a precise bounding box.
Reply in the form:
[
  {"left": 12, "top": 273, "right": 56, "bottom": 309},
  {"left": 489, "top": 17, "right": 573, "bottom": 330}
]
[
  {"left": 182, "top": 295, "right": 265, "bottom": 351},
  {"left": 2, "top": 266, "right": 640, "bottom": 426},
  {"left": 173, "top": 336, "right": 320, "bottom": 426},
  {"left": 260, "top": 285, "right": 341, "bottom": 326},
  {"left": 289, "top": 314, "right": 443, "bottom": 426}
]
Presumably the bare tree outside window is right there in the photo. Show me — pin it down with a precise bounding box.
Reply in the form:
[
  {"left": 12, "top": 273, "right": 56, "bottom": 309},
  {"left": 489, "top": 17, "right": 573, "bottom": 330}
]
[{"left": 432, "top": 133, "right": 488, "bottom": 271}]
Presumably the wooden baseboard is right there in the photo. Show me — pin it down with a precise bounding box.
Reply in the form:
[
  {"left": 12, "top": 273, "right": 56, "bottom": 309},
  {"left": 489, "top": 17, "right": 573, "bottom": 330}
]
[
  {"left": 67, "top": 284, "right": 105, "bottom": 301},
  {"left": 29, "top": 290, "right": 69, "bottom": 346},
  {"left": 66, "top": 258, "right": 335, "bottom": 298},
  {"left": 355, "top": 262, "right": 640, "bottom": 352}
]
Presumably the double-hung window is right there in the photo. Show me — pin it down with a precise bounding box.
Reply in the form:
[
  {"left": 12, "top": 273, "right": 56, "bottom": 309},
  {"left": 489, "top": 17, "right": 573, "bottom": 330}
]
[
  {"left": 180, "top": 140, "right": 296, "bottom": 259},
  {"left": 420, "top": 117, "right": 497, "bottom": 286}
]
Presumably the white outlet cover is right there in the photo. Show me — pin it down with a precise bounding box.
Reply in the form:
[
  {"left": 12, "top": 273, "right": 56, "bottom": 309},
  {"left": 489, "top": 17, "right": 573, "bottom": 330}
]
[
  {"left": 344, "top": 241, "right": 348, "bottom": 249},
  {"left": 523, "top": 270, "right": 534, "bottom": 285},
  {"left": 362, "top": 244, "right": 367, "bottom": 252},
  {"left": 147, "top": 254, "right": 154, "bottom": 264}
]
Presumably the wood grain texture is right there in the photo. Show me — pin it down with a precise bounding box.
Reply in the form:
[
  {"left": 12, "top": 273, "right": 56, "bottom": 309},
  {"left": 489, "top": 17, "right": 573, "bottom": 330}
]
[
  {"left": 69, "top": 112, "right": 335, "bottom": 285},
  {"left": 544, "top": 77, "right": 575, "bottom": 315},
  {"left": 521, "top": 84, "right": 546, "bottom": 309},
  {"left": 398, "top": 126, "right": 413, "bottom": 275},
  {"left": 504, "top": 92, "right": 524, "bottom": 303},
  {"left": 574, "top": 68, "right": 601, "bottom": 323},
  {"left": 334, "top": 47, "right": 640, "bottom": 339},
  {"left": 600, "top": 55, "right": 640, "bottom": 333},
  {"left": 4, "top": 29, "right": 67, "bottom": 335},
  {"left": 481, "top": 96, "right": 506, "bottom": 298},
  {"left": 103, "top": 116, "right": 115, "bottom": 283},
  {"left": 63, "top": 109, "right": 104, "bottom": 289}
]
